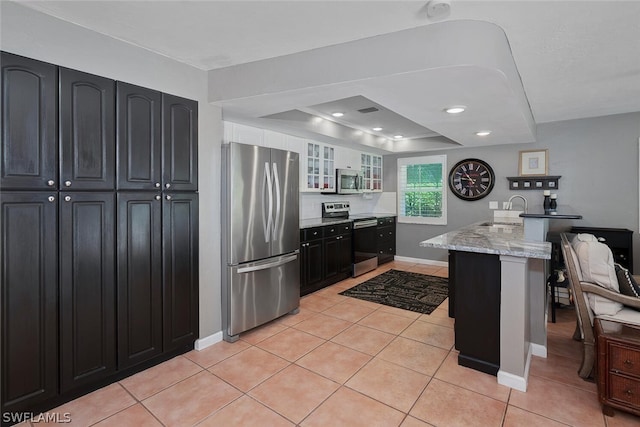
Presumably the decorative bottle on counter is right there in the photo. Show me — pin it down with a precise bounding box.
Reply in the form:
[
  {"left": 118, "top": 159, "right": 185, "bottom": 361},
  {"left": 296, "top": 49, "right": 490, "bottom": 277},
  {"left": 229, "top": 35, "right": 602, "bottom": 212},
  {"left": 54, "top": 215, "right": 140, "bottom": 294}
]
[
  {"left": 550, "top": 194, "right": 557, "bottom": 210},
  {"left": 543, "top": 190, "right": 551, "bottom": 211}
]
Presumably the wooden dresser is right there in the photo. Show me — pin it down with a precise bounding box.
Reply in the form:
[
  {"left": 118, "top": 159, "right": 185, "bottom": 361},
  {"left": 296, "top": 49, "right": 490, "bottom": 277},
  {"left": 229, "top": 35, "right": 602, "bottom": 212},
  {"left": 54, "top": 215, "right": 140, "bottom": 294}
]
[{"left": 595, "top": 318, "right": 640, "bottom": 417}]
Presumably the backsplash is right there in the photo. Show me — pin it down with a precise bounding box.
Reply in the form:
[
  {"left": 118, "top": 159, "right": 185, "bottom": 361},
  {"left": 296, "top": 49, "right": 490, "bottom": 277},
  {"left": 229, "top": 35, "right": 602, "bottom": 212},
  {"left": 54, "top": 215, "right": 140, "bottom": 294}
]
[{"left": 300, "top": 191, "right": 397, "bottom": 219}]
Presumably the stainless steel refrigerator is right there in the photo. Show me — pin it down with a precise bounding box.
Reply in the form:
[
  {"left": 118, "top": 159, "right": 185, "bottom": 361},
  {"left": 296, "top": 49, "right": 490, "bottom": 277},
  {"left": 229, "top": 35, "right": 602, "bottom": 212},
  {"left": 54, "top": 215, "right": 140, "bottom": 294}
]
[{"left": 221, "top": 142, "right": 300, "bottom": 342}]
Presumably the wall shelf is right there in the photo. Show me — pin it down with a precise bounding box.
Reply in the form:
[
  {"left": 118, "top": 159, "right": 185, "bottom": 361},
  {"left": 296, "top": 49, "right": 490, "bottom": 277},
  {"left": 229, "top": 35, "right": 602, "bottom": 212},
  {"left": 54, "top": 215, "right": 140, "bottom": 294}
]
[{"left": 507, "top": 175, "right": 561, "bottom": 190}]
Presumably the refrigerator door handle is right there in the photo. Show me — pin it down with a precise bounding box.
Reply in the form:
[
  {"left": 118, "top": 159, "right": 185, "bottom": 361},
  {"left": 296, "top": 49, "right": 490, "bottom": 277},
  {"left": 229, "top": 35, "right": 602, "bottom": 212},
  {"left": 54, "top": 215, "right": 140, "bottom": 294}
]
[
  {"left": 236, "top": 253, "right": 298, "bottom": 274},
  {"left": 263, "top": 161, "right": 273, "bottom": 242},
  {"left": 272, "top": 162, "right": 281, "bottom": 238}
]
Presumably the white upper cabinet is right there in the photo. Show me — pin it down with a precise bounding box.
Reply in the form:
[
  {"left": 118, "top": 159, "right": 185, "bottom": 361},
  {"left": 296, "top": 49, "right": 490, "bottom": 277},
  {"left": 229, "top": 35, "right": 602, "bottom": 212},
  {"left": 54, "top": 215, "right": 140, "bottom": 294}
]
[
  {"left": 361, "top": 152, "right": 383, "bottom": 192},
  {"left": 301, "top": 142, "right": 335, "bottom": 192}
]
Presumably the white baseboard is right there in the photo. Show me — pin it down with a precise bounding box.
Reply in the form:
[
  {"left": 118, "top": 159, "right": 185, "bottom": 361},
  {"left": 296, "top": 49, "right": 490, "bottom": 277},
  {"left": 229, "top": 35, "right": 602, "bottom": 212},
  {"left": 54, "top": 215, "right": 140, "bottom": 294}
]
[
  {"left": 194, "top": 331, "right": 223, "bottom": 350},
  {"left": 531, "top": 342, "right": 547, "bottom": 358},
  {"left": 497, "top": 345, "right": 532, "bottom": 392},
  {"left": 394, "top": 255, "right": 448, "bottom": 267}
]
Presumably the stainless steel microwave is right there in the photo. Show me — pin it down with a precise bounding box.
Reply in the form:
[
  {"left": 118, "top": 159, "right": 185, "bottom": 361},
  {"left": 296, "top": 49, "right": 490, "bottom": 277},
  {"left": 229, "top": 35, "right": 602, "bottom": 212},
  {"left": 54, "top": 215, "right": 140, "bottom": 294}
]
[{"left": 322, "top": 168, "right": 363, "bottom": 194}]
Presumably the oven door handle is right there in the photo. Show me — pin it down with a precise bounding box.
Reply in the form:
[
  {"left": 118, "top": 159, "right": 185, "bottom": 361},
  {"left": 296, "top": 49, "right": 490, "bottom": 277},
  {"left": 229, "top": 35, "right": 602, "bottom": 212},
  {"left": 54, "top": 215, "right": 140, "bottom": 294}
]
[{"left": 353, "top": 219, "right": 378, "bottom": 229}]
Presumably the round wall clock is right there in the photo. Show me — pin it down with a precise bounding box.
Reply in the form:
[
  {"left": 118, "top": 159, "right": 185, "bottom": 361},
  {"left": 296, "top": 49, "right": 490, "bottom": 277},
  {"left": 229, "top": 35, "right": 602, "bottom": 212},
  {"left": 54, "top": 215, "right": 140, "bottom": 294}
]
[{"left": 448, "top": 158, "right": 495, "bottom": 201}]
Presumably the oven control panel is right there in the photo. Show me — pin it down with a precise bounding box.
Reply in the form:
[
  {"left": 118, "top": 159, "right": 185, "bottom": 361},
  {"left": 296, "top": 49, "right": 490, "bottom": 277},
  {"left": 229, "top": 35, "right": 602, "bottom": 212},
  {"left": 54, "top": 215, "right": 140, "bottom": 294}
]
[{"left": 322, "top": 201, "right": 350, "bottom": 218}]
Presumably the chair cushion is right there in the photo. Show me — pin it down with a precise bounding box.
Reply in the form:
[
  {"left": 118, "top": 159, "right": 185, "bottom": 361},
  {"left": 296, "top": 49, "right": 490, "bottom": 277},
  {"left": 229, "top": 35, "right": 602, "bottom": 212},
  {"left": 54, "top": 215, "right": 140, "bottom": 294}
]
[
  {"left": 615, "top": 263, "right": 640, "bottom": 299},
  {"left": 597, "top": 307, "right": 640, "bottom": 326},
  {"left": 572, "top": 235, "right": 622, "bottom": 316}
]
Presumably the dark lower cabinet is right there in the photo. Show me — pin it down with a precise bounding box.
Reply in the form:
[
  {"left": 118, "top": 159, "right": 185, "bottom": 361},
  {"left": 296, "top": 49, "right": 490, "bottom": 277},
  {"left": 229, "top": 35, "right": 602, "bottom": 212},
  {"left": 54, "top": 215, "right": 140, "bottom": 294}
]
[
  {"left": 300, "top": 229, "right": 324, "bottom": 296},
  {"left": 377, "top": 216, "right": 396, "bottom": 265},
  {"left": 450, "top": 250, "right": 501, "bottom": 375},
  {"left": 1, "top": 52, "right": 58, "bottom": 190},
  {"left": 300, "top": 223, "right": 352, "bottom": 296},
  {"left": 1, "top": 193, "right": 58, "bottom": 414},
  {"left": 163, "top": 193, "right": 199, "bottom": 351},
  {"left": 117, "top": 193, "right": 163, "bottom": 369},
  {"left": 59, "top": 192, "right": 116, "bottom": 393}
]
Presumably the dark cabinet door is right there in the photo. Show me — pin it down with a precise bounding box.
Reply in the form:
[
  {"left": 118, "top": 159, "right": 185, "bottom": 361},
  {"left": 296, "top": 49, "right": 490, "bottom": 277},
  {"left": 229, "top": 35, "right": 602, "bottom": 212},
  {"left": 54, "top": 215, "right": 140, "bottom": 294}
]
[
  {"left": 1, "top": 52, "right": 58, "bottom": 190},
  {"left": 116, "top": 82, "right": 162, "bottom": 190},
  {"left": 338, "top": 233, "right": 353, "bottom": 274},
  {"left": 324, "top": 236, "right": 341, "bottom": 282},
  {"left": 1, "top": 192, "right": 58, "bottom": 414},
  {"left": 59, "top": 192, "right": 116, "bottom": 392},
  {"left": 162, "top": 94, "right": 198, "bottom": 191},
  {"left": 117, "top": 193, "right": 162, "bottom": 369},
  {"left": 300, "top": 239, "right": 324, "bottom": 296},
  {"left": 163, "top": 193, "right": 199, "bottom": 351},
  {"left": 59, "top": 68, "right": 115, "bottom": 190}
]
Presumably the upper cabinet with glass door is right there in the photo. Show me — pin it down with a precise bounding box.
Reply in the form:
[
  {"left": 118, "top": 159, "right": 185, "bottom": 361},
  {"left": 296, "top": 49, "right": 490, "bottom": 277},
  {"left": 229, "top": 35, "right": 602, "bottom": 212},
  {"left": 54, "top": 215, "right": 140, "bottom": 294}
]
[
  {"left": 302, "top": 142, "right": 335, "bottom": 192},
  {"left": 361, "top": 153, "right": 383, "bottom": 192}
]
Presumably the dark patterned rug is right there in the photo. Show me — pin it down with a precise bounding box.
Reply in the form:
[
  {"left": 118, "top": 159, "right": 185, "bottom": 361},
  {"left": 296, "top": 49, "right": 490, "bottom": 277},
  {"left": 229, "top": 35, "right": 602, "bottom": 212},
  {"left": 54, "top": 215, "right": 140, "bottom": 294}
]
[{"left": 339, "top": 269, "right": 448, "bottom": 315}]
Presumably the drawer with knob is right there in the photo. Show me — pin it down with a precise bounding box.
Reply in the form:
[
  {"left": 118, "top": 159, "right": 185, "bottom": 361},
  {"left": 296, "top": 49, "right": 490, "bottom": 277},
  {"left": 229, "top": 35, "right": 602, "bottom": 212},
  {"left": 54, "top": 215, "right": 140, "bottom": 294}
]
[{"left": 595, "top": 319, "right": 640, "bottom": 417}]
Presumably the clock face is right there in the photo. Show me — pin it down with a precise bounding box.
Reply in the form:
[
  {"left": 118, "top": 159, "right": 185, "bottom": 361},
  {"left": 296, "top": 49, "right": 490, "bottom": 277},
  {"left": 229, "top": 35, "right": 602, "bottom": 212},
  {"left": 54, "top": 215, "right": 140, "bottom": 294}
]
[{"left": 449, "top": 158, "right": 495, "bottom": 201}]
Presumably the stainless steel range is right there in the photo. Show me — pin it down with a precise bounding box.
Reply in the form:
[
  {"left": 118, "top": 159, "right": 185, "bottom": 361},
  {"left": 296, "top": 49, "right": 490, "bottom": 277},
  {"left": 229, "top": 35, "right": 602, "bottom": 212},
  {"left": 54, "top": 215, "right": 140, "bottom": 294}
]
[{"left": 322, "top": 202, "right": 378, "bottom": 277}]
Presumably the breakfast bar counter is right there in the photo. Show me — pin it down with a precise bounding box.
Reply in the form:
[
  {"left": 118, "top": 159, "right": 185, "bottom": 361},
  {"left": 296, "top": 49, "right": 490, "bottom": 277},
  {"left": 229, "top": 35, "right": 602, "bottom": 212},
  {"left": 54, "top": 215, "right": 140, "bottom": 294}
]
[{"left": 420, "top": 221, "right": 551, "bottom": 392}]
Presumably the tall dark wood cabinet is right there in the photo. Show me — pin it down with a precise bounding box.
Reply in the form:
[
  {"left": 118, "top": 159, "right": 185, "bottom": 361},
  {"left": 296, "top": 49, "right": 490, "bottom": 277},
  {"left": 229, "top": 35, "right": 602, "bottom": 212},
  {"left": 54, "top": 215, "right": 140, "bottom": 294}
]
[
  {"left": 117, "top": 193, "right": 163, "bottom": 369},
  {"left": 59, "top": 192, "right": 116, "bottom": 392},
  {"left": 116, "top": 82, "right": 162, "bottom": 190},
  {"left": 59, "top": 68, "right": 115, "bottom": 190},
  {"left": 1, "top": 192, "right": 58, "bottom": 414},
  {"left": 163, "top": 193, "right": 199, "bottom": 351},
  {"left": 1, "top": 52, "right": 199, "bottom": 419},
  {"left": 1, "top": 52, "right": 58, "bottom": 190}
]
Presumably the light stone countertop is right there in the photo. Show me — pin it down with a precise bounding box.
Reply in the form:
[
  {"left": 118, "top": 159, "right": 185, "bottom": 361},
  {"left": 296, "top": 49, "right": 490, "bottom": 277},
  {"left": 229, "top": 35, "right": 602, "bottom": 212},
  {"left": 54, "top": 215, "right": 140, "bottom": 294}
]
[{"left": 419, "top": 221, "right": 551, "bottom": 259}]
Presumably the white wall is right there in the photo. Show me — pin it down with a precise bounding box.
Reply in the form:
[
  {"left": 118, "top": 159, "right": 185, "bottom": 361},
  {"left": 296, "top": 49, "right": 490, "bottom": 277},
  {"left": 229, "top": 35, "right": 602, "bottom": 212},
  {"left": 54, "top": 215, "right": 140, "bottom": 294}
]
[{"left": 1, "top": 2, "right": 223, "bottom": 337}]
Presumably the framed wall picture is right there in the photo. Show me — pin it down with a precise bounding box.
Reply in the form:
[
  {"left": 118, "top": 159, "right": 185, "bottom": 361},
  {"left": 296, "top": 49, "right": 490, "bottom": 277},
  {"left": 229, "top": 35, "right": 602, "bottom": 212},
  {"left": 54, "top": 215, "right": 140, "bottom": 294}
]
[{"left": 519, "top": 149, "right": 548, "bottom": 176}]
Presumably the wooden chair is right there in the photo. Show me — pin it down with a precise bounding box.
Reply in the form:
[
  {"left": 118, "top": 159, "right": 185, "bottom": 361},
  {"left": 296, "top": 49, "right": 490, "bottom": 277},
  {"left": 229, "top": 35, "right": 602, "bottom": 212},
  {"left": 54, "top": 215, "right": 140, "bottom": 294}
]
[{"left": 559, "top": 233, "right": 640, "bottom": 379}]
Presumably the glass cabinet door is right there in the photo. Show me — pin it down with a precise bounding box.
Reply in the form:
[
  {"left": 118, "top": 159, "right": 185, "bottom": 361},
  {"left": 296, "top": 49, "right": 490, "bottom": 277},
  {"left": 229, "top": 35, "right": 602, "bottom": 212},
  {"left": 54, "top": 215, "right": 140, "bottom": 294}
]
[
  {"left": 322, "top": 146, "right": 334, "bottom": 191},
  {"left": 303, "top": 142, "right": 335, "bottom": 192},
  {"left": 360, "top": 153, "right": 382, "bottom": 192},
  {"left": 305, "top": 143, "right": 321, "bottom": 190}
]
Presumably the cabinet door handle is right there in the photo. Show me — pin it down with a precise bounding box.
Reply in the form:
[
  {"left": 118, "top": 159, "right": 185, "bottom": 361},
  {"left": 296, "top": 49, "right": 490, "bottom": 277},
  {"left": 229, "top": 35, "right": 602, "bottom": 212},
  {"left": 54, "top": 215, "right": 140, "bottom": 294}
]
[
  {"left": 625, "top": 389, "right": 633, "bottom": 397},
  {"left": 155, "top": 182, "right": 161, "bottom": 188},
  {"left": 155, "top": 195, "right": 161, "bottom": 201},
  {"left": 48, "top": 196, "right": 55, "bottom": 202},
  {"left": 64, "top": 195, "right": 71, "bottom": 202},
  {"left": 624, "top": 359, "right": 634, "bottom": 367},
  {"left": 47, "top": 179, "right": 55, "bottom": 187},
  {"left": 165, "top": 183, "right": 171, "bottom": 189},
  {"left": 166, "top": 195, "right": 172, "bottom": 200},
  {"left": 64, "top": 180, "right": 72, "bottom": 187}
]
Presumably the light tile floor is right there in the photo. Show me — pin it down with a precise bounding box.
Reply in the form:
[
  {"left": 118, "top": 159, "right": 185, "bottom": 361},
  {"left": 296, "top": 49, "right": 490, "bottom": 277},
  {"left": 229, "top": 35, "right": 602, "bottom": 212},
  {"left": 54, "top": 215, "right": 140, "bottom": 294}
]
[{"left": 26, "top": 261, "right": 640, "bottom": 426}]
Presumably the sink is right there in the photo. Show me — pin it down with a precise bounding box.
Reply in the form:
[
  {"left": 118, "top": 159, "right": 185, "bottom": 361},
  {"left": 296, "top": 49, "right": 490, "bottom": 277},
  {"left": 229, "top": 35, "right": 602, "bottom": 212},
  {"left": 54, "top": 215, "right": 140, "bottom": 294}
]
[{"left": 478, "top": 222, "right": 517, "bottom": 229}]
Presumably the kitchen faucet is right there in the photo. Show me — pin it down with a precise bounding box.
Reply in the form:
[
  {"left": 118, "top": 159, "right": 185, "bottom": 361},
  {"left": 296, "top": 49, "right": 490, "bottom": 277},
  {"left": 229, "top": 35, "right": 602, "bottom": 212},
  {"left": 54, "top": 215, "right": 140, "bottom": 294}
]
[{"left": 507, "top": 194, "right": 528, "bottom": 213}]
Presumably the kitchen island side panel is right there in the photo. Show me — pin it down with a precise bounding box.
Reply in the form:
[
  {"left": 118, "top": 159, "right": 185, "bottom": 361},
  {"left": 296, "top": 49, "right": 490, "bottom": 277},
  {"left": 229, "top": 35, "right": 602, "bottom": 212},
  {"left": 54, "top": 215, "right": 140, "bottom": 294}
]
[{"left": 452, "top": 250, "right": 501, "bottom": 375}]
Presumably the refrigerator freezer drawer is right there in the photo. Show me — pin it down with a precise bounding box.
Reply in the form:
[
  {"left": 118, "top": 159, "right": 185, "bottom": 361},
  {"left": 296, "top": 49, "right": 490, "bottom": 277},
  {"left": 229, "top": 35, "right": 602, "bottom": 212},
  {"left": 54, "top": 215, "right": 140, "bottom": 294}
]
[{"left": 225, "top": 253, "right": 300, "bottom": 340}]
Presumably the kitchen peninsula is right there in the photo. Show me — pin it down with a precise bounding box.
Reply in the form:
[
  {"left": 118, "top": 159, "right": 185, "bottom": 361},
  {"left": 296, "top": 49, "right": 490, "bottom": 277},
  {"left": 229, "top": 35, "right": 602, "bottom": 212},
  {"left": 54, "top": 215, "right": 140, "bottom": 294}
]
[{"left": 420, "top": 221, "right": 551, "bottom": 392}]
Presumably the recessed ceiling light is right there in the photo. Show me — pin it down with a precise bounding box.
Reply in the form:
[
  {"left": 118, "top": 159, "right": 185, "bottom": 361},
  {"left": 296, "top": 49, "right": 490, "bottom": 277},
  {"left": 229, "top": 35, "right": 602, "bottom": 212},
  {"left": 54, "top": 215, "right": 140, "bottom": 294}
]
[
  {"left": 372, "top": 127, "right": 383, "bottom": 132},
  {"left": 475, "top": 130, "right": 492, "bottom": 136},
  {"left": 394, "top": 135, "right": 404, "bottom": 139},
  {"left": 331, "top": 112, "right": 344, "bottom": 117},
  {"left": 445, "top": 106, "right": 466, "bottom": 114}
]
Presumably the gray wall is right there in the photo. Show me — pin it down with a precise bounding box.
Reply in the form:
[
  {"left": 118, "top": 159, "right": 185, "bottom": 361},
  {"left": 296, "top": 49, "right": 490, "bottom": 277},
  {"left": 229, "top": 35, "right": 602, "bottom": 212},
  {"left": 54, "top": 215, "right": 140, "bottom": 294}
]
[{"left": 385, "top": 112, "right": 640, "bottom": 269}]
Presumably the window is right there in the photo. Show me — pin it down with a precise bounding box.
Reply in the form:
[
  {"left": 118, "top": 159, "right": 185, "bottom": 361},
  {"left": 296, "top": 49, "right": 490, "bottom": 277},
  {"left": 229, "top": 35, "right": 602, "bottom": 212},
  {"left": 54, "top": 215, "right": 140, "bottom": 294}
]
[{"left": 397, "top": 155, "right": 447, "bottom": 225}]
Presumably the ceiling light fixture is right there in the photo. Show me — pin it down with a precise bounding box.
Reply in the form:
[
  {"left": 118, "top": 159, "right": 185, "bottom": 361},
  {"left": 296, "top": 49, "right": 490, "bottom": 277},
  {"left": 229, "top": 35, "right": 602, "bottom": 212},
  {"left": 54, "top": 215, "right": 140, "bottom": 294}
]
[
  {"left": 331, "top": 112, "right": 344, "bottom": 117},
  {"left": 394, "top": 135, "right": 404, "bottom": 139},
  {"left": 372, "top": 127, "right": 383, "bottom": 131},
  {"left": 445, "top": 106, "right": 466, "bottom": 114},
  {"left": 475, "top": 130, "right": 492, "bottom": 136}
]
